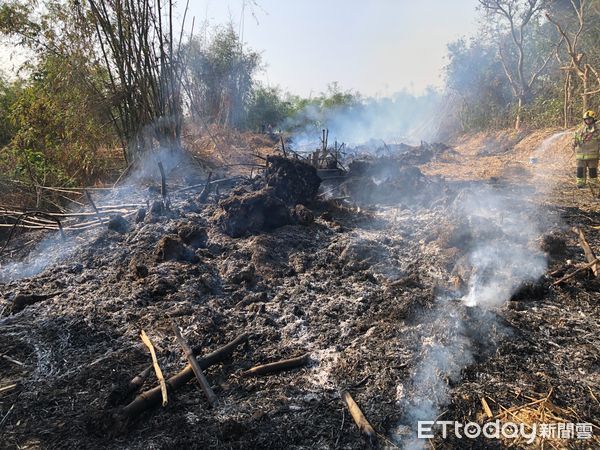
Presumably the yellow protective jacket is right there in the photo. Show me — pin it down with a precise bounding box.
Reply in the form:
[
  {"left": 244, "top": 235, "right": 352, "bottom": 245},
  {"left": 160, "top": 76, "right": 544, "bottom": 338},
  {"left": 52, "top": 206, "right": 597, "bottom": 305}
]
[{"left": 574, "top": 123, "right": 600, "bottom": 160}]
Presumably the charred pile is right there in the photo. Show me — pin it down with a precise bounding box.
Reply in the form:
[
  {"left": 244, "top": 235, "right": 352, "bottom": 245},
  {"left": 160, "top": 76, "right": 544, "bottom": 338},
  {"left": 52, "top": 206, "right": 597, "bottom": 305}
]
[
  {"left": 339, "top": 157, "right": 438, "bottom": 205},
  {"left": 212, "top": 156, "right": 321, "bottom": 237},
  {"left": 0, "top": 143, "right": 599, "bottom": 450}
]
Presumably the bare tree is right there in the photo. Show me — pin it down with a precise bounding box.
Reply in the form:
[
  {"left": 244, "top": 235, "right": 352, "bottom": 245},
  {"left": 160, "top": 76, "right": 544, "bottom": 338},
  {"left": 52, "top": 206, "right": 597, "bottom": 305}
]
[
  {"left": 87, "top": 0, "right": 192, "bottom": 162},
  {"left": 479, "top": 0, "right": 556, "bottom": 129},
  {"left": 546, "top": 0, "right": 600, "bottom": 125}
]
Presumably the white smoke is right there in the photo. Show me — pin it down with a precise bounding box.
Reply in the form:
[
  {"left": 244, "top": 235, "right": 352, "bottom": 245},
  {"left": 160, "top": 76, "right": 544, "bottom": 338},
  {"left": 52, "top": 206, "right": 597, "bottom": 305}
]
[
  {"left": 284, "top": 88, "right": 442, "bottom": 150},
  {"left": 457, "top": 185, "right": 547, "bottom": 308},
  {"left": 397, "top": 132, "right": 566, "bottom": 447}
]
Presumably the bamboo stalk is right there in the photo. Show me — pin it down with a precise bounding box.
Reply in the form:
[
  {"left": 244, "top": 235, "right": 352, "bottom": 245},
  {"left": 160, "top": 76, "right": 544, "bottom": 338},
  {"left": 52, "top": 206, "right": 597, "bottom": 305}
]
[
  {"left": 118, "top": 333, "right": 248, "bottom": 423},
  {"left": 341, "top": 391, "right": 376, "bottom": 442},
  {"left": 172, "top": 176, "right": 243, "bottom": 194},
  {"left": 171, "top": 322, "right": 218, "bottom": 407},
  {"left": 140, "top": 330, "right": 168, "bottom": 407},
  {"left": 240, "top": 354, "right": 309, "bottom": 377}
]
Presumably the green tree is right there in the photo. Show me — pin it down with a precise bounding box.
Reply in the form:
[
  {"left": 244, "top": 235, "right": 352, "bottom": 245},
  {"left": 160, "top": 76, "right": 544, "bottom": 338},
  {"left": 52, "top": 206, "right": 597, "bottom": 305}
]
[{"left": 246, "top": 85, "right": 293, "bottom": 131}]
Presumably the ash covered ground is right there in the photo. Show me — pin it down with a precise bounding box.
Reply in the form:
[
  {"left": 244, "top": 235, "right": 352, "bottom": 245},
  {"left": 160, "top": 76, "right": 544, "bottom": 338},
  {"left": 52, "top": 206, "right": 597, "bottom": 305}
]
[{"left": 0, "top": 137, "right": 599, "bottom": 449}]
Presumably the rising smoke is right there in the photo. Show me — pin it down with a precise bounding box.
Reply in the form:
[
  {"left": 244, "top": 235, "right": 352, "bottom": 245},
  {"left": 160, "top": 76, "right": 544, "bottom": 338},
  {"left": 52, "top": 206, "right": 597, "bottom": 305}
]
[
  {"left": 397, "top": 132, "right": 564, "bottom": 447},
  {"left": 0, "top": 145, "right": 201, "bottom": 283},
  {"left": 283, "top": 88, "right": 442, "bottom": 150}
]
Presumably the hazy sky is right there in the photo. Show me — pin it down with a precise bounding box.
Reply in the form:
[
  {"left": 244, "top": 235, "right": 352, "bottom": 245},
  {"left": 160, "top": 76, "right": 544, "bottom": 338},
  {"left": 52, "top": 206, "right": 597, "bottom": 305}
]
[
  {"left": 194, "top": 0, "right": 481, "bottom": 96},
  {"left": 0, "top": 1, "right": 481, "bottom": 96}
]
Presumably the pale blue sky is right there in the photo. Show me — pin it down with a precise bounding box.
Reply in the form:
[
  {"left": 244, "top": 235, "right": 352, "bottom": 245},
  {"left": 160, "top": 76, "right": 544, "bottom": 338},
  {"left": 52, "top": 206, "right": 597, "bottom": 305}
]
[
  {"left": 0, "top": 1, "right": 481, "bottom": 96},
  {"left": 195, "top": 0, "right": 481, "bottom": 96}
]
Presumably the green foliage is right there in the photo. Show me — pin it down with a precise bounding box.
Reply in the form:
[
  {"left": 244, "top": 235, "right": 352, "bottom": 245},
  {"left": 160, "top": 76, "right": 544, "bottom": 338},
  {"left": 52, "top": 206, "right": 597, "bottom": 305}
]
[
  {"left": 0, "top": 0, "right": 118, "bottom": 186},
  {"left": 282, "top": 83, "right": 361, "bottom": 132},
  {"left": 3, "top": 54, "right": 115, "bottom": 186},
  {"left": 245, "top": 85, "right": 293, "bottom": 131},
  {"left": 449, "top": 0, "right": 600, "bottom": 131},
  {"left": 443, "top": 38, "right": 513, "bottom": 132},
  {"left": 0, "top": 75, "right": 21, "bottom": 147}
]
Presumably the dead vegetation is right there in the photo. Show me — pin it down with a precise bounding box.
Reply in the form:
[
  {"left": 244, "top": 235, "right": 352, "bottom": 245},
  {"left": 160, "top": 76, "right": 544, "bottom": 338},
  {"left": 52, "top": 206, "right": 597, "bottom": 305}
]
[{"left": 0, "top": 129, "right": 599, "bottom": 449}]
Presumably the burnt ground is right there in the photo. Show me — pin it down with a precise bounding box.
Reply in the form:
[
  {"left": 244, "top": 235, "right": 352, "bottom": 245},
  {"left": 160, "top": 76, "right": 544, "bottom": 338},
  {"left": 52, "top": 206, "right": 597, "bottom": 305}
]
[{"left": 0, "top": 138, "right": 599, "bottom": 450}]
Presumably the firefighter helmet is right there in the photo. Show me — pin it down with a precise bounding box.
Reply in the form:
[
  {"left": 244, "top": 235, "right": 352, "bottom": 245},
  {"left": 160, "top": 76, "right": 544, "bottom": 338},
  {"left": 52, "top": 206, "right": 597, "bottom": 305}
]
[{"left": 583, "top": 110, "right": 597, "bottom": 120}]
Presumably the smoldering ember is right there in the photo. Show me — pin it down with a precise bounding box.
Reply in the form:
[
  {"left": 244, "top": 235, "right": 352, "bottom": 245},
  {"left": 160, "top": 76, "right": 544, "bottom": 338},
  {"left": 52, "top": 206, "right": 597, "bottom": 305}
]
[{"left": 0, "top": 1, "right": 599, "bottom": 450}]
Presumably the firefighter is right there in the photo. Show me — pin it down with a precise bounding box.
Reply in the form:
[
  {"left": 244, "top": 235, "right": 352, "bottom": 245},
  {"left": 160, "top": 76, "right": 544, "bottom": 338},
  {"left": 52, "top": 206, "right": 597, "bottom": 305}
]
[{"left": 573, "top": 110, "right": 600, "bottom": 189}]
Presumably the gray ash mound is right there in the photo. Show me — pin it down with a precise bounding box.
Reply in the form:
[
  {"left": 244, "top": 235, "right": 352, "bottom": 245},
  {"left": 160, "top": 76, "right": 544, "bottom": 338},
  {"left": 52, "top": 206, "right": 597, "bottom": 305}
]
[{"left": 0, "top": 154, "right": 598, "bottom": 450}]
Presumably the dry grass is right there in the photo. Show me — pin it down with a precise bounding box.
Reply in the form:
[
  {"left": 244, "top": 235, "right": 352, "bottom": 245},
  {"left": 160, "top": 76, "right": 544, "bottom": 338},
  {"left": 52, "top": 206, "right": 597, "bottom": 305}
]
[
  {"left": 479, "top": 389, "right": 600, "bottom": 449},
  {"left": 423, "top": 128, "right": 575, "bottom": 183}
]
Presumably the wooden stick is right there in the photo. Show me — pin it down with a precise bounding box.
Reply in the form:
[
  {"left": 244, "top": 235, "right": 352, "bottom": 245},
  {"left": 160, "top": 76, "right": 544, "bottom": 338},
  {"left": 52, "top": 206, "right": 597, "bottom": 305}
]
[
  {"left": 280, "top": 135, "right": 287, "bottom": 157},
  {"left": 1, "top": 354, "right": 25, "bottom": 367},
  {"left": 118, "top": 333, "right": 248, "bottom": 422},
  {"left": 240, "top": 354, "right": 309, "bottom": 377},
  {"left": 551, "top": 259, "right": 599, "bottom": 286},
  {"left": 573, "top": 227, "right": 599, "bottom": 276},
  {"left": 85, "top": 190, "right": 104, "bottom": 224},
  {"left": 481, "top": 397, "right": 493, "bottom": 419},
  {"left": 158, "top": 161, "right": 167, "bottom": 202},
  {"left": 140, "top": 330, "right": 168, "bottom": 407},
  {"left": 0, "top": 383, "right": 18, "bottom": 394},
  {"left": 171, "top": 322, "right": 218, "bottom": 407},
  {"left": 341, "top": 391, "right": 376, "bottom": 442}
]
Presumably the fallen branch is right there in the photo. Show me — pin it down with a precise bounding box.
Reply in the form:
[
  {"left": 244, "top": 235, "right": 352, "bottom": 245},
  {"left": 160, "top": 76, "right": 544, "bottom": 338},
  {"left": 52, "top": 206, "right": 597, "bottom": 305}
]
[
  {"left": 127, "top": 366, "right": 152, "bottom": 396},
  {"left": 172, "top": 322, "right": 218, "bottom": 407},
  {"left": 140, "top": 330, "right": 168, "bottom": 407},
  {"left": 0, "top": 212, "right": 65, "bottom": 257},
  {"left": 551, "top": 259, "right": 599, "bottom": 286},
  {"left": 341, "top": 391, "right": 376, "bottom": 443},
  {"left": 117, "top": 333, "right": 248, "bottom": 424},
  {"left": 240, "top": 354, "right": 309, "bottom": 377},
  {"left": 251, "top": 153, "right": 267, "bottom": 161},
  {"left": 573, "top": 227, "right": 600, "bottom": 276}
]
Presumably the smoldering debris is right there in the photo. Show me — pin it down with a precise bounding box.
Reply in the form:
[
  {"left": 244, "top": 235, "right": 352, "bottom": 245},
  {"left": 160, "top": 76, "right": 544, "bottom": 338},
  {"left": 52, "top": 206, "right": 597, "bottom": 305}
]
[
  {"left": 0, "top": 141, "right": 598, "bottom": 450},
  {"left": 212, "top": 156, "right": 321, "bottom": 237}
]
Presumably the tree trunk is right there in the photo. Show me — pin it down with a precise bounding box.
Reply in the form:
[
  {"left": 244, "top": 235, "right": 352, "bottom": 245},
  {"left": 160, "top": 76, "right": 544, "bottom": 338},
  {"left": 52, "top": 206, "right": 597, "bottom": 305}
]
[
  {"left": 564, "top": 72, "right": 573, "bottom": 129},
  {"left": 582, "top": 68, "right": 590, "bottom": 113},
  {"left": 515, "top": 96, "right": 524, "bottom": 130}
]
